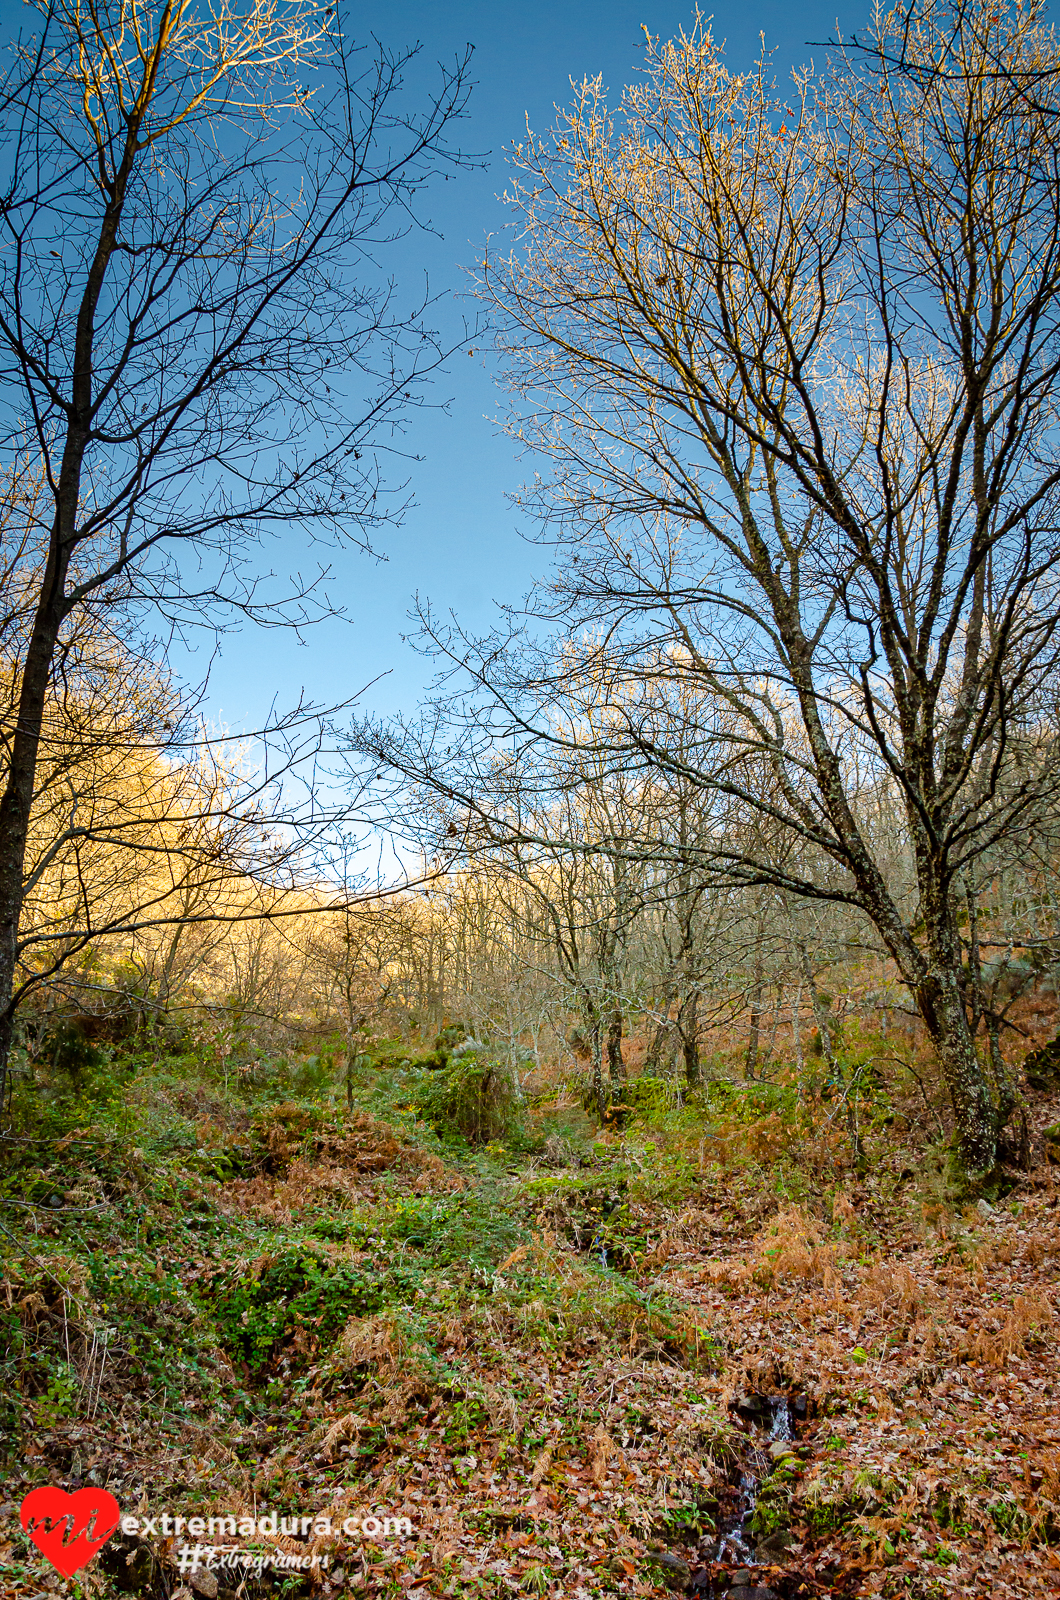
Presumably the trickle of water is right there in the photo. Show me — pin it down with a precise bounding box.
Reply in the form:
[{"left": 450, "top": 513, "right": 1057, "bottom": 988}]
[
  {"left": 767, "top": 1393, "right": 794, "bottom": 1441},
  {"left": 712, "top": 1394, "right": 793, "bottom": 1566},
  {"left": 714, "top": 1468, "right": 759, "bottom": 1564}
]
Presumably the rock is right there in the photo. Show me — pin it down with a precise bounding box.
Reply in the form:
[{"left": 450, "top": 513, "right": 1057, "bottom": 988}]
[
  {"left": 188, "top": 1572, "right": 219, "bottom": 1599},
  {"left": 646, "top": 1549, "right": 692, "bottom": 1590},
  {"left": 756, "top": 1528, "right": 794, "bottom": 1556},
  {"left": 731, "top": 1570, "right": 753, "bottom": 1586},
  {"left": 732, "top": 1392, "right": 772, "bottom": 1426},
  {"left": 976, "top": 1198, "right": 994, "bottom": 1219},
  {"left": 768, "top": 1439, "right": 796, "bottom": 1461},
  {"left": 728, "top": 1589, "right": 778, "bottom": 1600}
]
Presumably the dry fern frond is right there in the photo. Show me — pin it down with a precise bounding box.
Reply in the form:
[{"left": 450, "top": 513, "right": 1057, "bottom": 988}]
[
  {"left": 530, "top": 1443, "right": 553, "bottom": 1487},
  {"left": 588, "top": 1422, "right": 620, "bottom": 1487},
  {"left": 749, "top": 1207, "right": 840, "bottom": 1289},
  {"left": 320, "top": 1410, "right": 365, "bottom": 1462},
  {"left": 970, "top": 1290, "right": 1055, "bottom": 1365}
]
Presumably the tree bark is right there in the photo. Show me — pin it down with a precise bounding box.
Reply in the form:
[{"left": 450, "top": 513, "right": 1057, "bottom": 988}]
[
  {"left": 915, "top": 965, "right": 998, "bottom": 1175},
  {"left": 605, "top": 1006, "right": 626, "bottom": 1091},
  {"left": 644, "top": 1015, "right": 670, "bottom": 1073},
  {"left": 580, "top": 995, "right": 607, "bottom": 1121},
  {"left": 0, "top": 115, "right": 139, "bottom": 1115},
  {"left": 0, "top": 599, "right": 69, "bottom": 1114},
  {"left": 745, "top": 963, "right": 764, "bottom": 1080},
  {"left": 677, "top": 987, "right": 700, "bottom": 1086}
]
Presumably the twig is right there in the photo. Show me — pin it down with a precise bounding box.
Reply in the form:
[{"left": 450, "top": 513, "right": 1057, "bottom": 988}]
[{"left": 0, "top": 1132, "right": 101, "bottom": 1144}]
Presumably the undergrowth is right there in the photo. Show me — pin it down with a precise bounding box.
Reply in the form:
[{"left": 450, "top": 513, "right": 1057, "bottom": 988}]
[{"left": 0, "top": 1025, "right": 1056, "bottom": 1599}]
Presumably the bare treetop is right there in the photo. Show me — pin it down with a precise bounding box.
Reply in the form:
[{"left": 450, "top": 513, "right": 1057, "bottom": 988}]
[
  {"left": 0, "top": 0, "right": 475, "bottom": 1116},
  {"left": 395, "top": 0, "right": 1060, "bottom": 1175}
]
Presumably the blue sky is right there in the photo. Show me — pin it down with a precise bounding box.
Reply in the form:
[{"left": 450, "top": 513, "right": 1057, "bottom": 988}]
[{"left": 198, "top": 0, "right": 861, "bottom": 735}]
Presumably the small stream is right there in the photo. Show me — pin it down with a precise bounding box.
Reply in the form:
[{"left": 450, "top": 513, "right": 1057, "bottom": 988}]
[{"left": 712, "top": 1393, "right": 794, "bottom": 1567}]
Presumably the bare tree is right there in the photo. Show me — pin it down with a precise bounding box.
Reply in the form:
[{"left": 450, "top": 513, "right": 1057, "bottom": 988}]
[
  {"left": 818, "top": 0, "right": 1060, "bottom": 119},
  {"left": 361, "top": 670, "right": 655, "bottom": 1117},
  {"left": 0, "top": 0, "right": 473, "bottom": 1107},
  {"left": 635, "top": 727, "right": 740, "bottom": 1088},
  {"left": 466, "top": 737, "right": 649, "bottom": 1120},
  {"left": 474, "top": 0, "right": 1060, "bottom": 1177}
]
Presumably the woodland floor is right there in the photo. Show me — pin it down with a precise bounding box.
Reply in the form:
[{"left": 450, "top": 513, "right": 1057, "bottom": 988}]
[{"left": 1, "top": 1025, "right": 1060, "bottom": 1600}]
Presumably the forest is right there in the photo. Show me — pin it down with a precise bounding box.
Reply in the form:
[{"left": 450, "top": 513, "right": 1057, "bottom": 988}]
[{"left": 1, "top": 1, "right": 1060, "bottom": 1599}]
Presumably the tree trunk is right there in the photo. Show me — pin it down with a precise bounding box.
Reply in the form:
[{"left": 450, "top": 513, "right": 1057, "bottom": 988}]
[
  {"left": 677, "top": 987, "right": 700, "bottom": 1085},
  {"left": 644, "top": 1014, "right": 671, "bottom": 1073},
  {"left": 916, "top": 967, "right": 998, "bottom": 1176},
  {"left": 791, "top": 980, "right": 804, "bottom": 1079},
  {"left": 799, "top": 945, "right": 838, "bottom": 1077},
  {"left": 590, "top": 1022, "right": 606, "bottom": 1120},
  {"left": 0, "top": 126, "right": 139, "bottom": 1121},
  {"left": 580, "top": 995, "right": 607, "bottom": 1121},
  {"left": 0, "top": 605, "right": 67, "bottom": 1118},
  {"left": 745, "top": 971, "right": 763, "bottom": 1079},
  {"left": 796, "top": 940, "right": 863, "bottom": 1167},
  {"left": 605, "top": 1007, "right": 626, "bottom": 1090},
  {"left": 965, "top": 882, "right": 1021, "bottom": 1157},
  {"left": 644, "top": 982, "right": 675, "bottom": 1073}
]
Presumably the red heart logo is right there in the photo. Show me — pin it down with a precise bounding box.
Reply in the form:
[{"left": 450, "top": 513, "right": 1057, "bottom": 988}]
[{"left": 20, "top": 1486, "right": 121, "bottom": 1577}]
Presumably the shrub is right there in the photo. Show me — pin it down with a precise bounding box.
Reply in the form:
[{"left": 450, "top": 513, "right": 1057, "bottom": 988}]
[
  {"left": 415, "top": 1046, "right": 521, "bottom": 1144},
  {"left": 201, "top": 1249, "right": 392, "bottom": 1372},
  {"left": 625, "top": 1075, "right": 683, "bottom": 1118},
  {"left": 434, "top": 1022, "right": 469, "bottom": 1052}
]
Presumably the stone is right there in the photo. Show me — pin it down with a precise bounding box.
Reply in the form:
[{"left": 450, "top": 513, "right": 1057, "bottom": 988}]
[
  {"left": 756, "top": 1528, "right": 794, "bottom": 1556},
  {"left": 646, "top": 1549, "right": 692, "bottom": 1590},
  {"left": 976, "top": 1198, "right": 994, "bottom": 1219},
  {"left": 728, "top": 1589, "right": 778, "bottom": 1600},
  {"left": 731, "top": 1570, "right": 753, "bottom": 1586},
  {"left": 768, "top": 1439, "right": 796, "bottom": 1461},
  {"left": 187, "top": 1572, "right": 219, "bottom": 1599},
  {"left": 732, "top": 1392, "right": 772, "bottom": 1426}
]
